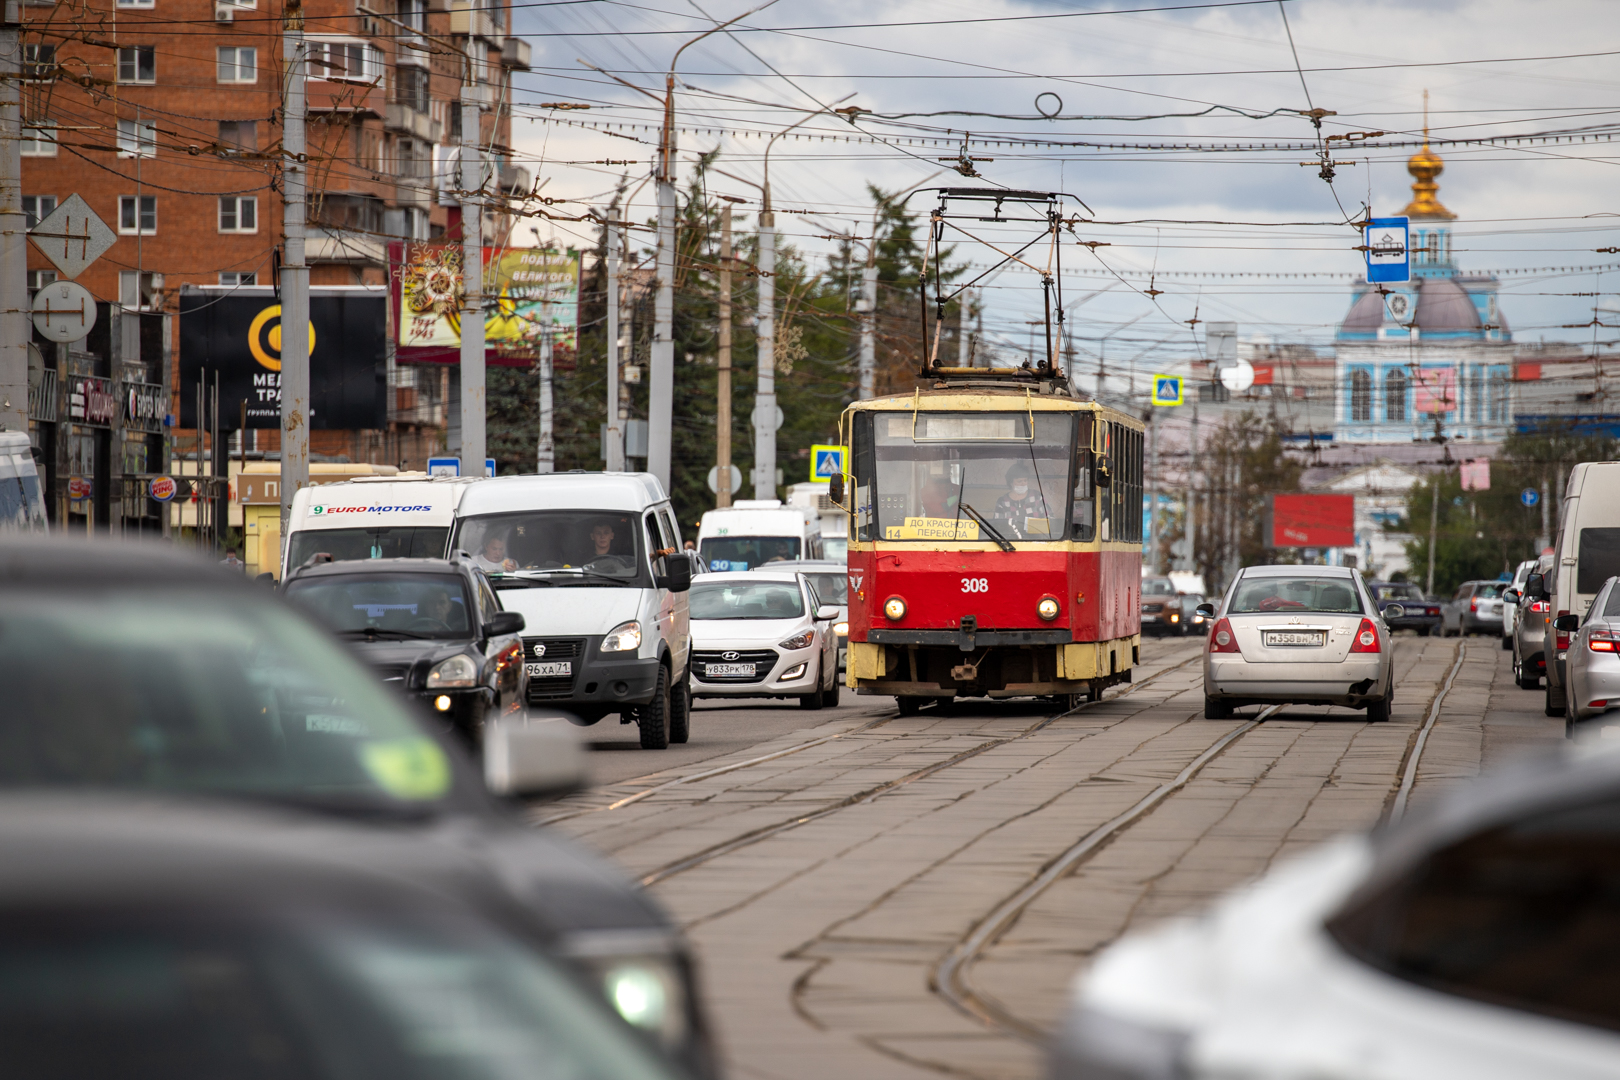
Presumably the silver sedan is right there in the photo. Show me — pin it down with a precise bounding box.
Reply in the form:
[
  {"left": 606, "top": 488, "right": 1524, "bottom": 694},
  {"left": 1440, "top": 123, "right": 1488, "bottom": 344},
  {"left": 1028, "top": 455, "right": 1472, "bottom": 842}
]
[
  {"left": 1558, "top": 574, "right": 1620, "bottom": 732},
  {"left": 1200, "top": 566, "right": 1394, "bottom": 722}
]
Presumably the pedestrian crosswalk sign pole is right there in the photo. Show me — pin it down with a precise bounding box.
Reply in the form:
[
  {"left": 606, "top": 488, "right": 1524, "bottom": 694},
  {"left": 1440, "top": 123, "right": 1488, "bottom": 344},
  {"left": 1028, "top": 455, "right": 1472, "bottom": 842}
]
[
  {"left": 1151, "top": 375, "right": 1184, "bottom": 406},
  {"left": 810, "top": 444, "right": 847, "bottom": 483}
]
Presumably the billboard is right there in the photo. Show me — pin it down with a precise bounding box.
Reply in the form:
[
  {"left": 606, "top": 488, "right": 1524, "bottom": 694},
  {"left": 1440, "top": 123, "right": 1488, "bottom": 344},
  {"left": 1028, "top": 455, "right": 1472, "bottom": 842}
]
[
  {"left": 177, "top": 288, "right": 387, "bottom": 430},
  {"left": 389, "top": 242, "right": 579, "bottom": 369},
  {"left": 1267, "top": 493, "right": 1355, "bottom": 548}
]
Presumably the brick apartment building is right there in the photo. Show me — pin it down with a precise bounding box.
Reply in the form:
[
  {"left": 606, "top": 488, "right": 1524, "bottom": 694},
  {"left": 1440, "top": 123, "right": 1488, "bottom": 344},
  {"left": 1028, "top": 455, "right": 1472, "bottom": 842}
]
[{"left": 22, "top": 0, "right": 529, "bottom": 529}]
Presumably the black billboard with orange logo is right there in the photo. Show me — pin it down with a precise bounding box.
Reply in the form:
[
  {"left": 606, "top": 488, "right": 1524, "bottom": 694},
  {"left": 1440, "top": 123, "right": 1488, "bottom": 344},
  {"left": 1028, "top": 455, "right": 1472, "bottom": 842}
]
[{"left": 177, "top": 287, "right": 386, "bottom": 430}]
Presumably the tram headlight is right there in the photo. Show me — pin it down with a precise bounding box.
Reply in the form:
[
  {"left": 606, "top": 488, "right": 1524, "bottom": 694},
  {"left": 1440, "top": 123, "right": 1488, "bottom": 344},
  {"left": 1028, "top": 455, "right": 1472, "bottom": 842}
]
[
  {"left": 1037, "top": 597, "right": 1061, "bottom": 621},
  {"left": 883, "top": 596, "right": 907, "bottom": 621}
]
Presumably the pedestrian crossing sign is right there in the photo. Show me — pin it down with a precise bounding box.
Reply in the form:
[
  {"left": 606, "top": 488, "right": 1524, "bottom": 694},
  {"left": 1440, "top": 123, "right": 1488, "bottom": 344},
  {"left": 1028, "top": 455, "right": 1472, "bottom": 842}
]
[
  {"left": 811, "top": 444, "right": 847, "bottom": 483},
  {"left": 1151, "top": 375, "right": 1184, "bottom": 406}
]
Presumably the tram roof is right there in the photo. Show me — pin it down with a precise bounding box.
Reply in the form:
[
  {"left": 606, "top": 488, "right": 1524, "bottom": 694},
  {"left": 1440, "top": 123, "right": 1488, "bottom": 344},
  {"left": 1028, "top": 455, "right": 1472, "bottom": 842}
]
[{"left": 845, "top": 387, "right": 1143, "bottom": 428}]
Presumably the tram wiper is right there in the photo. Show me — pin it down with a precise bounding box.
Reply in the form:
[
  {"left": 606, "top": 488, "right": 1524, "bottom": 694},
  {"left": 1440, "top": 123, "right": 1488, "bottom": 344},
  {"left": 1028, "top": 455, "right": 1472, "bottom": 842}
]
[{"left": 960, "top": 504, "right": 1016, "bottom": 552}]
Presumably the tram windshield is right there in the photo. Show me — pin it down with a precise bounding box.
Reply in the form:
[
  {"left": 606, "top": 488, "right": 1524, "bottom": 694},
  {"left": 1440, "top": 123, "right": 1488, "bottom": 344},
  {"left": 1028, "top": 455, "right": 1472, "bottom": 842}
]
[{"left": 854, "top": 412, "right": 1075, "bottom": 543}]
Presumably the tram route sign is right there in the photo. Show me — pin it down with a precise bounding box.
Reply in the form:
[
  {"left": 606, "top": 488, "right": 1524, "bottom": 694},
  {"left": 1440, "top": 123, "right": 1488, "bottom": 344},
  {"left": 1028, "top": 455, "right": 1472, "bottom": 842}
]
[
  {"left": 1364, "top": 216, "right": 1410, "bottom": 283},
  {"left": 811, "top": 444, "right": 847, "bottom": 483},
  {"left": 1150, "top": 375, "right": 1183, "bottom": 406}
]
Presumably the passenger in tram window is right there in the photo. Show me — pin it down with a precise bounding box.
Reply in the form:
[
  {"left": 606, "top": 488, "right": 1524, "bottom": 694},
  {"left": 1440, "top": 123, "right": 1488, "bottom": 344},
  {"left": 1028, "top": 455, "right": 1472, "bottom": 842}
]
[
  {"left": 993, "top": 463, "right": 1050, "bottom": 538},
  {"left": 921, "top": 476, "right": 956, "bottom": 518}
]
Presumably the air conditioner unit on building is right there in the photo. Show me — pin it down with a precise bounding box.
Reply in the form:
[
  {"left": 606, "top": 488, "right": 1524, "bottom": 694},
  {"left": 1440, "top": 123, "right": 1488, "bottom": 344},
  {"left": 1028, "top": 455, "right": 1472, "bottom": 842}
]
[{"left": 214, "top": 4, "right": 234, "bottom": 20}]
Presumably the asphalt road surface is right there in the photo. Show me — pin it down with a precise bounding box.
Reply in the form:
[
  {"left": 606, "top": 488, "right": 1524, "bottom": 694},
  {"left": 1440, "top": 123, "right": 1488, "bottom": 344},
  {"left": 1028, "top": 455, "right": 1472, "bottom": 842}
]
[{"left": 536, "top": 633, "right": 1562, "bottom": 1080}]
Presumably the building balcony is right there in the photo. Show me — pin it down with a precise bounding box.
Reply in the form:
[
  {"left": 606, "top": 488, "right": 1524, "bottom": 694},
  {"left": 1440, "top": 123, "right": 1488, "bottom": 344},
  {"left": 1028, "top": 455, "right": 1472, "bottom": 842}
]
[
  {"left": 385, "top": 102, "right": 441, "bottom": 142},
  {"left": 501, "top": 37, "right": 531, "bottom": 70},
  {"left": 308, "top": 231, "right": 387, "bottom": 266},
  {"left": 448, "top": 0, "right": 499, "bottom": 41},
  {"left": 500, "top": 163, "right": 531, "bottom": 195},
  {"left": 308, "top": 80, "right": 384, "bottom": 117}
]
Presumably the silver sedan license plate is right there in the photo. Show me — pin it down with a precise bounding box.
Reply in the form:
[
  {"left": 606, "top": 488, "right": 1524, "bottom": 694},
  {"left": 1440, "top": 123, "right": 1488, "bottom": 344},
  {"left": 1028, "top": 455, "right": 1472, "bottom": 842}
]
[
  {"left": 1264, "top": 631, "right": 1325, "bottom": 647},
  {"left": 706, "top": 662, "right": 755, "bottom": 678},
  {"left": 526, "top": 661, "right": 572, "bottom": 678}
]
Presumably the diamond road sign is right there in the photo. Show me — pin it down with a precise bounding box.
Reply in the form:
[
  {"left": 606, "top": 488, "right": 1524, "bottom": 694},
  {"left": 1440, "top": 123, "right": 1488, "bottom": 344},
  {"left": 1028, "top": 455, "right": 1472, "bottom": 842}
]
[{"left": 30, "top": 195, "right": 117, "bottom": 281}]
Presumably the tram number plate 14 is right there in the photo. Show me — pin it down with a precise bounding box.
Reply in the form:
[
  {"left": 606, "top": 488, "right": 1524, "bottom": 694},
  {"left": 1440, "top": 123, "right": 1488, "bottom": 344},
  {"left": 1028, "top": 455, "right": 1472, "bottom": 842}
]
[
  {"left": 1263, "top": 631, "right": 1325, "bottom": 647},
  {"left": 706, "top": 663, "right": 755, "bottom": 678}
]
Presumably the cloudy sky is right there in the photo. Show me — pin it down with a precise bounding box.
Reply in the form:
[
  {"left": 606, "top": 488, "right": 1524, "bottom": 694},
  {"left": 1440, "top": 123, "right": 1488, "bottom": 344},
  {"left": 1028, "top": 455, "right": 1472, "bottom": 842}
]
[{"left": 507, "top": 0, "right": 1620, "bottom": 388}]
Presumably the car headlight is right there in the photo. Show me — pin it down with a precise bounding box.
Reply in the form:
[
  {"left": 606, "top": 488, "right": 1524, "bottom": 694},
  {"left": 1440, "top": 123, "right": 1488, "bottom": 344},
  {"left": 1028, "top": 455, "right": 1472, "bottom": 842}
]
[
  {"left": 779, "top": 630, "right": 815, "bottom": 650},
  {"left": 1037, "top": 597, "right": 1061, "bottom": 621},
  {"left": 834, "top": 621, "right": 848, "bottom": 638},
  {"left": 601, "top": 620, "right": 643, "bottom": 653},
  {"left": 426, "top": 654, "right": 478, "bottom": 688},
  {"left": 780, "top": 662, "right": 808, "bottom": 680},
  {"left": 884, "top": 596, "right": 906, "bottom": 621},
  {"left": 562, "top": 935, "right": 689, "bottom": 1048}
]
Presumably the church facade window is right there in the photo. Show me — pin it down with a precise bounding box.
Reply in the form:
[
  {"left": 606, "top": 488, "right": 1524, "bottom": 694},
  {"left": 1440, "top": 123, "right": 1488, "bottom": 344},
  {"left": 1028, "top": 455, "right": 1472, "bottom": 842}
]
[
  {"left": 1350, "top": 369, "right": 1373, "bottom": 422},
  {"left": 1385, "top": 368, "right": 1407, "bottom": 422}
]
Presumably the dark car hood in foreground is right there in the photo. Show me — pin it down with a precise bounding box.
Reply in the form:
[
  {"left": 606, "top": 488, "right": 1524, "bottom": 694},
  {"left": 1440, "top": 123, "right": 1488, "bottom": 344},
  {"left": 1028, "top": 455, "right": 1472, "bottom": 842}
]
[
  {"left": 344, "top": 635, "right": 476, "bottom": 678},
  {"left": 0, "top": 792, "right": 667, "bottom": 937}
]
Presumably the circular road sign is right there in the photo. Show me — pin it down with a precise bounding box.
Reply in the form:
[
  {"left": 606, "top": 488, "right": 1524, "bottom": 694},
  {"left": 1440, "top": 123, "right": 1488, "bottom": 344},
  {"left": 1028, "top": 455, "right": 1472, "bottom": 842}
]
[
  {"left": 31, "top": 280, "right": 97, "bottom": 344},
  {"left": 1521, "top": 488, "right": 1540, "bottom": 507}
]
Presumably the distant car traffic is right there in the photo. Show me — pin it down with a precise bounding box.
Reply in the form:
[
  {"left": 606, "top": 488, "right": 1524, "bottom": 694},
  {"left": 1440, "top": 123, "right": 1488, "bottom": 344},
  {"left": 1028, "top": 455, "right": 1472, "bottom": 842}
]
[
  {"left": 284, "top": 554, "right": 527, "bottom": 747},
  {"left": 1183, "top": 594, "right": 1212, "bottom": 635},
  {"left": 1505, "top": 554, "right": 1555, "bottom": 690},
  {"left": 688, "top": 571, "right": 841, "bottom": 709},
  {"left": 0, "top": 796, "right": 694, "bottom": 1080},
  {"left": 1441, "top": 580, "right": 1507, "bottom": 636},
  {"left": 1052, "top": 741, "right": 1620, "bottom": 1079},
  {"left": 1368, "top": 580, "right": 1442, "bottom": 636},
  {"left": 752, "top": 558, "right": 849, "bottom": 673},
  {"left": 1140, "top": 576, "right": 1193, "bottom": 636},
  {"left": 1503, "top": 558, "right": 1538, "bottom": 648},
  {"left": 0, "top": 537, "right": 718, "bottom": 1076},
  {"left": 1200, "top": 566, "right": 1394, "bottom": 722},
  {"left": 1557, "top": 574, "right": 1620, "bottom": 733}
]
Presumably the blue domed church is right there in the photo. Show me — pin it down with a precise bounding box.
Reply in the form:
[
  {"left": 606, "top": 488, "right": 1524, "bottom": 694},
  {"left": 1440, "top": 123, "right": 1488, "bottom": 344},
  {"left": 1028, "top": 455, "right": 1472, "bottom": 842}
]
[{"left": 1334, "top": 132, "right": 1515, "bottom": 443}]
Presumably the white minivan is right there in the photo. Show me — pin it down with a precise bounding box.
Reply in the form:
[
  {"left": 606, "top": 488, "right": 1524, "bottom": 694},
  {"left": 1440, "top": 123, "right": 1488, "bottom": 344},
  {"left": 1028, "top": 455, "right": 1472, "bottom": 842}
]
[
  {"left": 451, "top": 473, "right": 693, "bottom": 750},
  {"left": 1527, "top": 461, "right": 1620, "bottom": 719},
  {"left": 282, "top": 475, "right": 480, "bottom": 578},
  {"left": 0, "top": 432, "right": 47, "bottom": 533},
  {"left": 698, "top": 500, "right": 824, "bottom": 571}
]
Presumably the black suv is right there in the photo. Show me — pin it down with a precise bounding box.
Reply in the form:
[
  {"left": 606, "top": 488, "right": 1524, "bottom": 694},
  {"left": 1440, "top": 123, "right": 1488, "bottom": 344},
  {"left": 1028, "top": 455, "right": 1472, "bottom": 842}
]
[{"left": 282, "top": 554, "right": 528, "bottom": 746}]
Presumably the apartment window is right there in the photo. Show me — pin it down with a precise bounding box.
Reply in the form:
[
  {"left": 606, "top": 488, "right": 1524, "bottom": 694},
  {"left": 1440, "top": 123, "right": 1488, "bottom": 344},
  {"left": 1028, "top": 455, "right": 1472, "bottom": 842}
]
[
  {"left": 220, "top": 272, "right": 257, "bottom": 286},
  {"left": 309, "top": 40, "right": 381, "bottom": 83},
  {"left": 27, "top": 270, "right": 58, "bottom": 298},
  {"left": 216, "top": 46, "right": 257, "bottom": 83},
  {"left": 22, "top": 196, "right": 57, "bottom": 230},
  {"left": 116, "top": 0, "right": 156, "bottom": 8},
  {"left": 394, "top": 64, "right": 430, "bottom": 112},
  {"left": 1384, "top": 368, "right": 1407, "bottom": 423},
  {"left": 22, "top": 44, "right": 55, "bottom": 81},
  {"left": 117, "top": 118, "right": 157, "bottom": 158},
  {"left": 1350, "top": 369, "right": 1372, "bottom": 422},
  {"left": 118, "top": 195, "right": 157, "bottom": 235},
  {"left": 21, "top": 120, "right": 56, "bottom": 157},
  {"left": 117, "top": 46, "right": 155, "bottom": 83},
  {"left": 218, "top": 196, "right": 257, "bottom": 233},
  {"left": 218, "top": 119, "right": 257, "bottom": 153},
  {"left": 120, "top": 270, "right": 163, "bottom": 311}
]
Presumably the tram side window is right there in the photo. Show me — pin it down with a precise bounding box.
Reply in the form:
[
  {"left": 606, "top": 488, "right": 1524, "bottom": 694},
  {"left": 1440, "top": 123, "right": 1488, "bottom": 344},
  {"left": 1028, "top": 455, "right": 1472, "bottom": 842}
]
[
  {"left": 852, "top": 415, "right": 876, "bottom": 542},
  {"left": 1096, "top": 423, "right": 1112, "bottom": 541},
  {"left": 1072, "top": 415, "right": 1095, "bottom": 542}
]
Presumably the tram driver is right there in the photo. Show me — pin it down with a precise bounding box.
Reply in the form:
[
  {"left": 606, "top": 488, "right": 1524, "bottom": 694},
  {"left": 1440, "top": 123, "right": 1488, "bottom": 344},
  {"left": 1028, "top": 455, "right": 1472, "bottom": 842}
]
[{"left": 994, "top": 463, "right": 1050, "bottom": 539}]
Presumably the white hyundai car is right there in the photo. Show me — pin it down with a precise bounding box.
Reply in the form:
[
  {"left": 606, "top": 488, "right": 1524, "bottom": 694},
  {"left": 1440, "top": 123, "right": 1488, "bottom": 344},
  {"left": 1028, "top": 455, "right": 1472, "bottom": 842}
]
[
  {"left": 688, "top": 571, "right": 841, "bottom": 709},
  {"left": 1051, "top": 746, "right": 1620, "bottom": 1079},
  {"left": 1200, "top": 565, "right": 1394, "bottom": 722}
]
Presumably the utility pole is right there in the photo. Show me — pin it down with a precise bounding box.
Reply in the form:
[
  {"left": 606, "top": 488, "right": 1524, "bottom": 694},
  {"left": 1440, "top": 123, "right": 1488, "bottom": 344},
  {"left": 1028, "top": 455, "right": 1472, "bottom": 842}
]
[
  {"left": 958, "top": 286, "right": 972, "bottom": 366},
  {"left": 755, "top": 203, "right": 775, "bottom": 498},
  {"left": 605, "top": 222, "right": 624, "bottom": 470},
  {"left": 649, "top": 146, "right": 675, "bottom": 489},
  {"left": 459, "top": 67, "right": 485, "bottom": 477},
  {"left": 279, "top": 0, "right": 310, "bottom": 537},
  {"left": 536, "top": 288, "right": 553, "bottom": 473},
  {"left": 1426, "top": 473, "right": 1439, "bottom": 598},
  {"left": 858, "top": 262, "right": 877, "bottom": 398},
  {"left": 0, "top": 0, "right": 25, "bottom": 436},
  {"left": 716, "top": 201, "right": 734, "bottom": 507}
]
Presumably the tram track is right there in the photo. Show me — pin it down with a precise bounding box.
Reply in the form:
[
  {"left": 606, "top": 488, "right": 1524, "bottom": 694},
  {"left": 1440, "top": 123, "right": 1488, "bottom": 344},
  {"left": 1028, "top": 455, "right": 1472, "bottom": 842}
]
[
  {"left": 635, "top": 648, "right": 1209, "bottom": 887},
  {"left": 1391, "top": 635, "right": 1471, "bottom": 823}
]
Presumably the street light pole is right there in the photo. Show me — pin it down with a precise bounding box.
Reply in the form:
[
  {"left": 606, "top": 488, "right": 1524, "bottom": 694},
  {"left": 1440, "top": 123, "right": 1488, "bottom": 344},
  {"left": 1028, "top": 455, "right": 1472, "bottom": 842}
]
[
  {"left": 605, "top": 221, "right": 624, "bottom": 471},
  {"left": 459, "top": 67, "right": 485, "bottom": 477},
  {"left": 716, "top": 199, "right": 736, "bottom": 506},
  {"left": 279, "top": 0, "right": 310, "bottom": 540}
]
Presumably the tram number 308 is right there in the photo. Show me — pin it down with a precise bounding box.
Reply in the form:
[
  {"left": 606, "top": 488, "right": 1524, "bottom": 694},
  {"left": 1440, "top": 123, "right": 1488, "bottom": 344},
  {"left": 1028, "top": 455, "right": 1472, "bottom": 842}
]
[{"left": 961, "top": 578, "right": 990, "bottom": 593}]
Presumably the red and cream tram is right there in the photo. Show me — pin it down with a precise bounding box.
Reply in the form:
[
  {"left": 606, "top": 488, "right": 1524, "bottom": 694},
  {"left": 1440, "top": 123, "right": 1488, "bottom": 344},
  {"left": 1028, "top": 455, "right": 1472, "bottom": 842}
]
[{"left": 834, "top": 379, "right": 1146, "bottom": 713}]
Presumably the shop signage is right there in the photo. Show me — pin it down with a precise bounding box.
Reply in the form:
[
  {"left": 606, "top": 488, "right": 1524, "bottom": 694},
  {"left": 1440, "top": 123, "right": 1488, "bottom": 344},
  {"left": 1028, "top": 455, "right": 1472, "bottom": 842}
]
[
  {"left": 68, "top": 375, "right": 117, "bottom": 427},
  {"left": 124, "top": 380, "right": 166, "bottom": 433},
  {"left": 149, "top": 476, "right": 178, "bottom": 502},
  {"left": 177, "top": 289, "right": 386, "bottom": 430},
  {"left": 67, "top": 477, "right": 91, "bottom": 501}
]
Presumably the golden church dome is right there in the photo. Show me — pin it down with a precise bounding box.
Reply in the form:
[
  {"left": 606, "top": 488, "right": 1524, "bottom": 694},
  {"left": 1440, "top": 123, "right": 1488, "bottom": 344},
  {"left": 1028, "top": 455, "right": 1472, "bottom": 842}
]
[{"left": 1402, "top": 93, "right": 1454, "bottom": 219}]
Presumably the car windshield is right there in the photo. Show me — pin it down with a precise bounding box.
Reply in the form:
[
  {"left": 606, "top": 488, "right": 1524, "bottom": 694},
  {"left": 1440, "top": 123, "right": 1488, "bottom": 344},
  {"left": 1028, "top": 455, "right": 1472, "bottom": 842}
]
[
  {"left": 701, "top": 537, "right": 800, "bottom": 572},
  {"left": 1375, "top": 584, "right": 1425, "bottom": 602},
  {"left": 1229, "top": 575, "right": 1363, "bottom": 614},
  {"left": 0, "top": 588, "right": 454, "bottom": 808},
  {"left": 285, "top": 574, "right": 473, "bottom": 638},
  {"left": 286, "top": 527, "right": 448, "bottom": 569},
  {"left": 690, "top": 581, "right": 804, "bottom": 620},
  {"left": 798, "top": 572, "right": 848, "bottom": 606},
  {"left": 1474, "top": 583, "right": 1505, "bottom": 599},
  {"left": 0, "top": 909, "right": 681, "bottom": 1080},
  {"left": 1142, "top": 579, "right": 1176, "bottom": 596},
  {"left": 456, "top": 511, "right": 642, "bottom": 583}
]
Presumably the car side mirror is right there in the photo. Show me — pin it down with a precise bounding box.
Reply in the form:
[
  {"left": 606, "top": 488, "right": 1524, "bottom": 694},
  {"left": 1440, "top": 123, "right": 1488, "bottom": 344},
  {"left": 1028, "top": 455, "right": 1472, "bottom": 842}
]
[
  {"left": 256, "top": 571, "right": 276, "bottom": 586},
  {"left": 1385, "top": 603, "right": 1405, "bottom": 621},
  {"left": 483, "top": 611, "right": 525, "bottom": 637},
  {"left": 815, "top": 604, "right": 840, "bottom": 621},
  {"left": 1194, "top": 603, "right": 1215, "bottom": 618},
  {"left": 1554, "top": 614, "right": 1582, "bottom": 633},
  {"left": 657, "top": 557, "right": 692, "bottom": 593},
  {"left": 483, "top": 715, "right": 588, "bottom": 799},
  {"left": 1503, "top": 589, "right": 1521, "bottom": 604},
  {"left": 828, "top": 474, "right": 845, "bottom": 506},
  {"left": 1094, "top": 460, "right": 1112, "bottom": 488},
  {"left": 1525, "top": 573, "right": 1546, "bottom": 599}
]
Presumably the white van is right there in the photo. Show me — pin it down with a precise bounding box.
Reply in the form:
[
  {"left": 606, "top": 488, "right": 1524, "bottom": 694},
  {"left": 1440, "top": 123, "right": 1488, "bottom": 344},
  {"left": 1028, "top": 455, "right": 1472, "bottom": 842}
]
[
  {"left": 787, "top": 482, "right": 847, "bottom": 562},
  {"left": 0, "top": 432, "right": 47, "bottom": 533},
  {"left": 698, "top": 500, "right": 824, "bottom": 571},
  {"left": 1532, "top": 461, "right": 1620, "bottom": 718},
  {"left": 282, "top": 475, "right": 480, "bottom": 578},
  {"left": 450, "top": 472, "right": 693, "bottom": 750}
]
